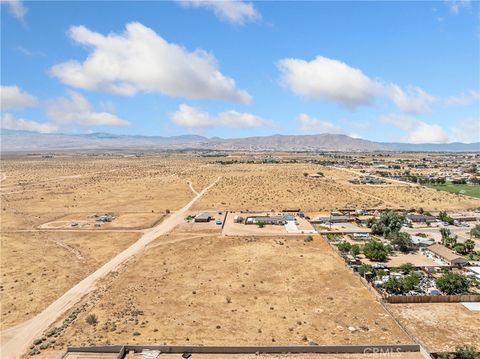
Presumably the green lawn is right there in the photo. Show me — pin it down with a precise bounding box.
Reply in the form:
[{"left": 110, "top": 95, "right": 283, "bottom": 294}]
[{"left": 427, "top": 183, "right": 480, "bottom": 198}]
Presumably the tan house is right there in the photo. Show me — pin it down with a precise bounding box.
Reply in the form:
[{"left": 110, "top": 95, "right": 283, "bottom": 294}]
[{"left": 426, "top": 243, "right": 468, "bottom": 267}]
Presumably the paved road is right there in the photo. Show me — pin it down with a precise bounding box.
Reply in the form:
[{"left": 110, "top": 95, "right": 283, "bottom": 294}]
[{"left": 0, "top": 177, "right": 220, "bottom": 359}]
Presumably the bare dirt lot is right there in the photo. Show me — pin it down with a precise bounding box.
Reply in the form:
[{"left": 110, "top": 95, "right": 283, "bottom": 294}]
[
  {"left": 191, "top": 163, "right": 480, "bottom": 212},
  {"left": 0, "top": 231, "right": 140, "bottom": 329},
  {"left": 387, "top": 303, "right": 480, "bottom": 352},
  {"left": 40, "top": 233, "right": 412, "bottom": 352},
  {"left": 38, "top": 212, "right": 164, "bottom": 230}
]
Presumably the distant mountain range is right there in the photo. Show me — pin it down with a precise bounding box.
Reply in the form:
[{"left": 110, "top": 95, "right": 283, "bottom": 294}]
[{"left": 1, "top": 129, "right": 479, "bottom": 152}]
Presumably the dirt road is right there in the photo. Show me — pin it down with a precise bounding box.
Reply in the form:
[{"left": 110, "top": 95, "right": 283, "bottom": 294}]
[{"left": 0, "top": 177, "right": 220, "bottom": 359}]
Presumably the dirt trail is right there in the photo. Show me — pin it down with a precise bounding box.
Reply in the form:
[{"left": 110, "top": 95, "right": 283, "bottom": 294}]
[
  {"left": 0, "top": 177, "right": 220, "bottom": 359},
  {"left": 49, "top": 239, "right": 85, "bottom": 261},
  {"left": 188, "top": 180, "right": 199, "bottom": 195}
]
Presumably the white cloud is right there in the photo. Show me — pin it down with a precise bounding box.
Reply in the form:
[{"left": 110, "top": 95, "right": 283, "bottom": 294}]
[
  {"left": 51, "top": 22, "right": 251, "bottom": 104},
  {"left": 297, "top": 113, "right": 343, "bottom": 134},
  {"left": 277, "top": 55, "right": 436, "bottom": 113},
  {"left": 380, "top": 114, "right": 449, "bottom": 144},
  {"left": 178, "top": 0, "right": 260, "bottom": 25},
  {"left": 169, "top": 104, "right": 273, "bottom": 129},
  {"left": 446, "top": 90, "right": 480, "bottom": 106},
  {"left": 46, "top": 91, "right": 130, "bottom": 126},
  {"left": 1, "top": 113, "right": 58, "bottom": 133},
  {"left": 445, "top": 0, "right": 471, "bottom": 14},
  {"left": 449, "top": 118, "right": 480, "bottom": 143},
  {"left": 1, "top": 85, "right": 38, "bottom": 110},
  {"left": 1, "top": 0, "right": 27, "bottom": 20},
  {"left": 278, "top": 56, "right": 383, "bottom": 109},
  {"left": 388, "top": 85, "right": 437, "bottom": 114}
]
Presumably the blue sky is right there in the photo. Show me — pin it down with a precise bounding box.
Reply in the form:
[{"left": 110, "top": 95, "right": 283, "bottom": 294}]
[{"left": 1, "top": 0, "right": 479, "bottom": 143}]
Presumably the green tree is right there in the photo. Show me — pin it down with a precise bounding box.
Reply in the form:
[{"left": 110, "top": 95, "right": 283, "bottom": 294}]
[
  {"left": 470, "top": 224, "right": 480, "bottom": 239},
  {"left": 453, "top": 243, "right": 467, "bottom": 255},
  {"left": 454, "top": 345, "right": 480, "bottom": 359},
  {"left": 336, "top": 241, "right": 352, "bottom": 253},
  {"left": 350, "top": 244, "right": 361, "bottom": 256},
  {"left": 383, "top": 273, "right": 420, "bottom": 295},
  {"left": 398, "top": 262, "right": 415, "bottom": 274},
  {"left": 390, "top": 232, "right": 414, "bottom": 253},
  {"left": 383, "top": 277, "right": 404, "bottom": 294},
  {"left": 439, "top": 211, "right": 454, "bottom": 225},
  {"left": 358, "top": 264, "right": 373, "bottom": 276},
  {"left": 436, "top": 272, "right": 470, "bottom": 295},
  {"left": 440, "top": 228, "right": 457, "bottom": 248},
  {"left": 369, "top": 211, "right": 404, "bottom": 237},
  {"left": 464, "top": 239, "right": 476, "bottom": 254},
  {"left": 363, "top": 241, "right": 390, "bottom": 262}
]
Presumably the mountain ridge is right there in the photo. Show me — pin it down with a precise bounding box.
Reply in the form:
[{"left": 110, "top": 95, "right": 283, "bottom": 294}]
[{"left": 1, "top": 129, "right": 478, "bottom": 152}]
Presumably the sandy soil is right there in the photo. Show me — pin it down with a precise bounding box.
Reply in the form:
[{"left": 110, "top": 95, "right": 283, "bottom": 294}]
[
  {"left": 387, "top": 303, "right": 480, "bottom": 352},
  {"left": 2, "top": 153, "right": 477, "bottom": 359},
  {"left": 38, "top": 212, "right": 165, "bottom": 230},
  {"left": 0, "top": 176, "right": 219, "bottom": 359},
  {"left": 44, "top": 235, "right": 411, "bottom": 351},
  {"left": 191, "top": 163, "right": 479, "bottom": 212},
  {"left": 1, "top": 231, "right": 140, "bottom": 329}
]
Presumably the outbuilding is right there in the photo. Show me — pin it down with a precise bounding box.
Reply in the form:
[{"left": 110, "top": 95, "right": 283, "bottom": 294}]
[{"left": 194, "top": 212, "right": 212, "bottom": 222}]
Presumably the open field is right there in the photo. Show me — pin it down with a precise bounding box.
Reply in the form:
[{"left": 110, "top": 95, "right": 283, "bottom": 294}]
[
  {"left": 0, "top": 231, "right": 140, "bottom": 329},
  {"left": 427, "top": 183, "right": 480, "bottom": 198},
  {"left": 387, "top": 303, "right": 480, "bottom": 352},
  {"left": 37, "top": 212, "right": 165, "bottom": 230},
  {"left": 38, "top": 233, "right": 412, "bottom": 353},
  {"left": 2, "top": 153, "right": 479, "bottom": 358},
  {"left": 191, "top": 163, "right": 480, "bottom": 212}
]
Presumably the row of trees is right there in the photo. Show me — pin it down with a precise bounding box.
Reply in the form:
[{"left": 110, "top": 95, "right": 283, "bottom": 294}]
[
  {"left": 336, "top": 240, "right": 392, "bottom": 261},
  {"left": 440, "top": 228, "right": 476, "bottom": 255},
  {"left": 382, "top": 269, "right": 471, "bottom": 295}
]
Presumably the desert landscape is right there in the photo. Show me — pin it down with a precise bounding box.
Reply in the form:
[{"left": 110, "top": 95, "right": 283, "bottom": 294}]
[{"left": 1, "top": 152, "right": 479, "bottom": 359}]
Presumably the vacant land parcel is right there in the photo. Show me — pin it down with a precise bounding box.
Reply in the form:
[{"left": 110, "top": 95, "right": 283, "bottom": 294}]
[{"left": 44, "top": 233, "right": 412, "bottom": 351}]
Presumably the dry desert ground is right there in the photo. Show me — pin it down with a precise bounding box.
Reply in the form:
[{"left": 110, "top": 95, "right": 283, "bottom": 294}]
[
  {"left": 387, "top": 303, "right": 480, "bottom": 353},
  {"left": 1, "top": 153, "right": 479, "bottom": 358},
  {"left": 38, "top": 234, "right": 412, "bottom": 351}
]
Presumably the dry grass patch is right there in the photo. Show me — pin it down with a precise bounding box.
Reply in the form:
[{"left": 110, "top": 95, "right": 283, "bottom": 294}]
[
  {"left": 0, "top": 231, "right": 139, "bottom": 328},
  {"left": 51, "top": 234, "right": 411, "bottom": 348}
]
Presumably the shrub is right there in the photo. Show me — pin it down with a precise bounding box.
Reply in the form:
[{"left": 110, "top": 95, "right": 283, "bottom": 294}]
[
  {"left": 336, "top": 241, "right": 351, "bottom": 253},
  {"left": 85, "top": 314, "right": 98, "bottom": 326},
  {"left": 358, "top": 264, "right": 373, "bottom": 276},
  {"left": 397, "top": 263, "right": 415, "bottom": 274}
]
